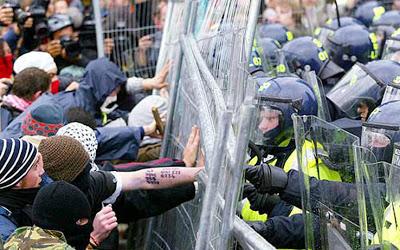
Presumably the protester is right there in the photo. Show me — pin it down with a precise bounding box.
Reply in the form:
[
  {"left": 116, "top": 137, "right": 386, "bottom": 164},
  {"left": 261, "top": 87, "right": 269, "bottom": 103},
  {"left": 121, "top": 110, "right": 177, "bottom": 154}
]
[
  {"left": 0, "top": 68, "right": 50, "bottom": 131},
  {"left": 5, "top": 180, "right": 119, "bottom": 249}
]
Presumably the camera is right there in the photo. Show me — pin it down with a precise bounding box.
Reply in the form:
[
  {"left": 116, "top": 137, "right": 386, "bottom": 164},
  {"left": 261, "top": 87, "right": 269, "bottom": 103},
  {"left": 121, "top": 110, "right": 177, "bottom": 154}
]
[
  {"left": 4, "top": 0, "right": 50, "bottom": 40},
  {"left": 60, "top": 35, "right": 81, "bottom": 59},
  {"left": 79, "top": 17, "right": 96, "bottom": 50}
]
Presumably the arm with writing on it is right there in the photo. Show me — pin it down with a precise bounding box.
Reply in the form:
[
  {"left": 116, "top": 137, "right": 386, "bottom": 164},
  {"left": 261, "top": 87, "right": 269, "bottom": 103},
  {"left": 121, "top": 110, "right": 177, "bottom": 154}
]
[{"left": 113, "top": 167, "right": 204, "bottom": 191}]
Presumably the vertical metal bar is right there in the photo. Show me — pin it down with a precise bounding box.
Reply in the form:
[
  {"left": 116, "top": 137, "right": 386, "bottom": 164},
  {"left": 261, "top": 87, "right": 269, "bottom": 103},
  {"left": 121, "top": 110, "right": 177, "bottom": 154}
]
[
  {"left": 160, "top": 0, "right": 194, "bottom": 157},
  {"left": 181, "top": 36, "right": 216, "bottom": 158},
  {"left": 219, "top": 103, "right": 255, "bottom": 249},
  {"left": 148, "top": 2, "right": 198, "bottom": 248},
  {"left": 92, "top": 0, "right": 105, "bottom": 58},
  {"left": 155, "top": 0, "right": 174, "bottom": 73},
  {"left": 195, "top": 111, "right": 233, "bottom": 250},
  {"left": 188, "top": 35, "right": 226, "bottom": 113},
  {"left": 188, "top": 0, "right": 199, "bottom": 34},
  {"left": 244, "top": 0, "right": 261, "bottom": 62}
]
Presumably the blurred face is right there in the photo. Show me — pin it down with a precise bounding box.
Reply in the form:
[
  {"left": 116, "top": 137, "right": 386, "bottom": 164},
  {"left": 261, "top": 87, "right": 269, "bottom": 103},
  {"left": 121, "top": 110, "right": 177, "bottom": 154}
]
[
  {"left": 303, "top": 0, "right": 317, "bottom": 7},
  {"left": 154, "top": 3, "right": 167, "bottom": 30},
  {"left": 16, "top": 153, "right": 45, "bottom": 189},
  {"left": 53, "top": 26, "right": 74, "bottom": 40},
  {"left": 263, "top": 8, "right": 279, "bottom": 23},
  {"left": 357, "top": 102, "right": 369, "bottom": 122},
  {"left": 20, "top": 0, "right": 33, "bottom": 9},
  {"left": 54, "top": 0, "right": 68, "bottom": 14},
  {"left": 47, "top": 68, "right": 58, "bottom": 84},
  {"left": 394, "top": 0, "right": 400, "bottom": 11},
  {"left": 258, "top": 109, "right": 280, "bottom": 133},
  {"left": 276, "top": 5, "right": 294, "bottom": 28}
]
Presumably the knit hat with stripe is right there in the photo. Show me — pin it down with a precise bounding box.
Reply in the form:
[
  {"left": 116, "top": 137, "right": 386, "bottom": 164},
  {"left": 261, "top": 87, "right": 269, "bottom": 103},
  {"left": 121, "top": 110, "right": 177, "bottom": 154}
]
[{"left": 0, "top": 139, "right": 38, "bottom": 190}]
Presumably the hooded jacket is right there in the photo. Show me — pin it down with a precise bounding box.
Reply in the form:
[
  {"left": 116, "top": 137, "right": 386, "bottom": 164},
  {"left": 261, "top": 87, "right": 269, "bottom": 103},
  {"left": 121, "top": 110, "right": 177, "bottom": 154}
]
[{"left": 0, "top": 58, "right": 143, "bottom": 161}]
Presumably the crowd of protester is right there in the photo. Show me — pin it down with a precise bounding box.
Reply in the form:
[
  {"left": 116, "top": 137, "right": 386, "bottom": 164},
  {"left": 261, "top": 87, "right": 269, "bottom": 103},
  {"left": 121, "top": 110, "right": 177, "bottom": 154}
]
[
  {"left": 0, "top": 0, "right": 207, "bottom": 249},
  {"left": 1, "top": 0, "right": 400, "bottom": 249}
]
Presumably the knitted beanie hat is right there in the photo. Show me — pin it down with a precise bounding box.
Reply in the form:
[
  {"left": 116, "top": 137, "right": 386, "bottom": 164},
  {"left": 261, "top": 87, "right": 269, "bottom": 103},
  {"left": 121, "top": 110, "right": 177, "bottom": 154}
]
[
  {"left": 32, "top": 181, "right": 92, "bottom": 249},
  {"left": 32, "top": 181, "right": 91, "bottom": 232},
  {"left": 56, "top": 122, "right": 98, "bottom": 163},
  {"left": 39, "top": 136, "right": 90, "bottom": 182},
  {"left": 0, "top": 139, "right": 38, "bottom": 190},
  {"left": 22, "top": 104, "right": 64, "bottom": 137}
]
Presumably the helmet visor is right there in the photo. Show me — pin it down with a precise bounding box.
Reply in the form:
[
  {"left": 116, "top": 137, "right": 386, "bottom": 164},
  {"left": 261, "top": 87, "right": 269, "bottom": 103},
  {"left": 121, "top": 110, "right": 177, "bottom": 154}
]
[
  {"left": 252, "top": 95, "right": 301, "bottom": 146},
  {"left": 327, "top": 63, "right": 383, "bottom": 119},
  {"left": 382, "top": 38, "right": 400, "bottom": 60},
  {"left": 252, "top": 101, "right": 284, "bottom": 146},
  {"left": 382, "top": 84, "right": 400, "bottom": 104},
  {"left": 317, "top": 27, "right": 334, "bottom": 47},
  {"left": 361, "top": 123, "right": 400, "bottom": 163},
  {"left": 391, "top": 142, "right": 400, "bottom": 167}
]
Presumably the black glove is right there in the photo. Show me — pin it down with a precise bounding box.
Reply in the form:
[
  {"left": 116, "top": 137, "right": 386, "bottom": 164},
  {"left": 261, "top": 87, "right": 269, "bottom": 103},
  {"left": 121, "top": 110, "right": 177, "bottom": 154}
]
[
  {"left": 247, "top": 221, "right": 271, "bottom": 238},
  {"left": 243, "top": 183, "right": 281, "bottom": 215},
  {"left": 244, "top": 164, "right": 288, "bottom": 194}
]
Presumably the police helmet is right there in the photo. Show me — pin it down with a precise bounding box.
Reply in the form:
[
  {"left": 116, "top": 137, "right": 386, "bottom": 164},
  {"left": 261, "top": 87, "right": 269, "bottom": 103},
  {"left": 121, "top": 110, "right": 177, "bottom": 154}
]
[
  {"left": 327, "top": 60, "right": 400, "bottom": 120},
  {"left": 324, "top": 25, "right": 377, "bottom": 71},
  {"left": 315, "top": 17, "right": 364, "bottom": 46},
  {"left": 253, "top": 76, "right": 318, "bottom": 146},
  {"left": 256, "top": 38, "right": 281, "bottom": 75},
  {"left": 371, "top": 10, "right": 400, "bottom": 50},
  {"left": 282, "top": 36, "right": 344, "bottom": 80},
  {"left": 354, "top": 1, "right": 385, "bottom": 27},
  {"left": 258, "top": 23, "right": 294, "bottom": 45},
  {"left": 371, "top": 10, "right": 400, "bottom": 31},
  {"left": 382, "top": 28, "right": 400, "bottom": 60},
  {"left": 48, "top": 14, "right": 74, "bottom": 34},
  {"left": 362, "top": 100, "right": 400, "bottom": 163},
  {"left": 249, "top": 43, "right": 265, "bottom": 76}
]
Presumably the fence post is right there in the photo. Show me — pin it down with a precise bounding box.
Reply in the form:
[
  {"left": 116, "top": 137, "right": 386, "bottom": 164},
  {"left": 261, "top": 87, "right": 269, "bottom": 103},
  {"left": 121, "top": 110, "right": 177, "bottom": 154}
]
[
  {"left": 219, "top": 103, "right": 255, "bottom": 249},
  {"left": 92, "top": 0, "right": 105, "bottom": 58},
  {"left": 245, "top": 0, "right": 261, "bottom": 62},
  {"left": 195, "top": 112, "right": 232, "bottom": 250},
  {"left": 160, "top": 0, "right": 196, "bottom": 158}
]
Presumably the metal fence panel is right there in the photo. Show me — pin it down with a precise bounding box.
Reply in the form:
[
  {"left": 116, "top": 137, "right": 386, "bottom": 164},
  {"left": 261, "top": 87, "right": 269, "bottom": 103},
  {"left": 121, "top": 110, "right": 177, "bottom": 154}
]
[
  {"left": 90, "top": 0, "right": 275, "bottom": 248},
  {"left": 143, "top": 0, "right": 275, "bottom": 250},
  {"left": 94, "top": 0, "right": 166, "bottom": 78}
]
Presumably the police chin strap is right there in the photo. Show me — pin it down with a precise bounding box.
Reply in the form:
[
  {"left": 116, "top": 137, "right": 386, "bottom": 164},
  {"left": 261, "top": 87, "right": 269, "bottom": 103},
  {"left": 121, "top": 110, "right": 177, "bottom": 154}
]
[
  {"left": 263, "top": 126, "right": 281, "bottom": 146},
  {"left": 248, "top": 140, "right": 264, "bottom": 165},
  {"left": 261, "top": 138, "right": 296, "bottom": 168}
]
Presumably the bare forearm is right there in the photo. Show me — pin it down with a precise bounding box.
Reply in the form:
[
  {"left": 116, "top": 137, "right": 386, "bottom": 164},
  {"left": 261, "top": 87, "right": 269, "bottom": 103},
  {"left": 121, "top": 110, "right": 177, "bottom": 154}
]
[{"left": 116, "top": 167, "right": 203, "bottom": 191}]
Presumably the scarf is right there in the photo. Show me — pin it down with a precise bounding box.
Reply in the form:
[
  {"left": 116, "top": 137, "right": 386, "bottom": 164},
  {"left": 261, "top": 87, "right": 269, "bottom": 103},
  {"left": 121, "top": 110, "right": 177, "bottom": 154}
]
[
  {"left": 2, "top": 95, "right": 32, "bottom": 112},
  {"left": 0, "top": 188, "right": 40, "bottom": 226}
]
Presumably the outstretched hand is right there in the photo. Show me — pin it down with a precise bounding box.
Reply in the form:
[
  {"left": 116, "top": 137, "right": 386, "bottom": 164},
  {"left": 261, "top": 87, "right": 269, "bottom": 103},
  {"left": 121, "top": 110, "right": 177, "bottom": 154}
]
[
  {"left": 183, "top": 126, "right": 201, "bottom": 167},
  {"left": 143, "top": 61, "right": 172, "bottom": 90}
]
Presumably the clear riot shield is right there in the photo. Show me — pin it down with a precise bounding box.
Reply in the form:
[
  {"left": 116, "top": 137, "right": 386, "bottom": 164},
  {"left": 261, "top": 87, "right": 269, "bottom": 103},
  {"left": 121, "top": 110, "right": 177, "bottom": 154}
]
[
  {"left": 292, "top": 114, "right": 361, "bottom": 250},
  {"left": 381, "top": 84, "right": 400, "bottom": 105},
  {"left": 355, "top": 144, "right": 400, "bottom": 249},
  {"left": 302, "top": 70, "right": 332, "bottom": 122}
]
